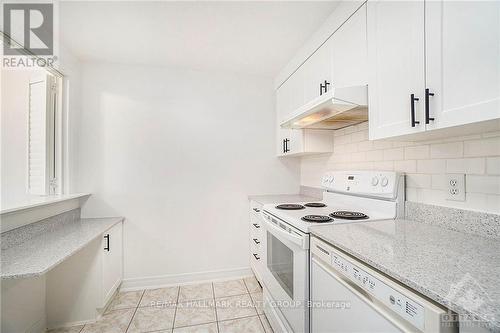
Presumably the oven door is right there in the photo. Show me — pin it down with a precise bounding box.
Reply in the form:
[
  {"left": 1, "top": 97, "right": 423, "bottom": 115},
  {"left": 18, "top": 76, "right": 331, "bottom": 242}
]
[{"left": 261, "top": 212, "right": 309, "bottom": 333}]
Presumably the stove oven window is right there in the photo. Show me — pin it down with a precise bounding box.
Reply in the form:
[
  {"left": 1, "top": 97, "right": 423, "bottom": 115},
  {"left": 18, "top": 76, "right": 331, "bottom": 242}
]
[{"left": 267, "top": 232, "right": 294, "bottom": 299}]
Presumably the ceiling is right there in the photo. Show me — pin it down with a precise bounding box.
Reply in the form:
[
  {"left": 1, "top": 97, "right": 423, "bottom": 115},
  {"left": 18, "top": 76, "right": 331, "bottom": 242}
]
[{"left": 59, "top": 1, "right": 338, "bottom": 77}]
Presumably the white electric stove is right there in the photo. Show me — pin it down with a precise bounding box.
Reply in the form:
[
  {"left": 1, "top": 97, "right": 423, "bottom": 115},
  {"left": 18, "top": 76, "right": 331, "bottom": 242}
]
[{"left": 260, "top": 171, "right": 405, "bottom": 333}]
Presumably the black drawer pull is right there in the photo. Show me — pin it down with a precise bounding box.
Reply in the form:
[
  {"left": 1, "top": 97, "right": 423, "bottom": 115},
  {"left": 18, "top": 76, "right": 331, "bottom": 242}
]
[
  {"left": 425, "top": 88, "right": 435, "bottom": 124},
  {"left": 253, "top": 238, "right": 260, "bottom": 244},
  {"left": 253, "top": 208, "right": 260, "bottom": 213},
  {"left": 253, "top": 253, "right": 261, "bottom": 260},
  {"left": 104, "top": 234, "right": 110, "bottom": 251},
  {"left": 252, "top": 223, "right": 260, "bottom": 229},
  {"left": 410, "top": 94, "right": 420, "bottom": 127}
]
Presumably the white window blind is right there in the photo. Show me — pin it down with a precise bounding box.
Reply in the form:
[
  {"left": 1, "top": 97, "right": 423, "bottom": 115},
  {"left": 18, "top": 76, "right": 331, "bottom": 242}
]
[{"left": 28, "top": 73, "right": 57, "bottom": 195}]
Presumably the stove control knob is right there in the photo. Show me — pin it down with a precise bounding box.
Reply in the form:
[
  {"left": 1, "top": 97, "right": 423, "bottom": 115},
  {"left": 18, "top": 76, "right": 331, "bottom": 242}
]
[
  {"left": 381, "top": 177, "right": 389, "bottom": 187},
  {"left": 371, "top": 177, "right": 379, "bottom": 186}
]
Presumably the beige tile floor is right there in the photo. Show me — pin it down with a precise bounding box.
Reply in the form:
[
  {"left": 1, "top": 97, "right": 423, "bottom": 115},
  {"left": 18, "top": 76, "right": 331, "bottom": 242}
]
[{"left": 48, "top": 276, "right": 273, "bottom": 333}]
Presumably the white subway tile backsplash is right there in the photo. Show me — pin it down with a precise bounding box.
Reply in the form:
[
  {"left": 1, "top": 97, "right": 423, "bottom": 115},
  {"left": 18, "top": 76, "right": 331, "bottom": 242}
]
[
  {"left": 406, "top": 188, "right": 418, "bottom": 201},
  {"left": 366, "top": 150, "right": 384, "bottom": 161},
  {"left": 417, "top": 188, "right": 447, "bottom": 205},
  {"left": 351, "top": 130, "right": 368, "bottom": 143},
  {"left": 372, "top": 161, "right": 394, "bottom": 171},
  {"left": 357, "top": 140, "right": 373, "bottom": 152},
  {"left": 446, "top": 158, "right": 485, "bottom": 174},
  {"left": 331, "top": 153, "right": 351, "bottom": 163},
  {"left": 372, "top": 140, "right": 393, "bottom": 150},
  {"left": 404, "top": 145, "right": 429, "bottom": 159},
  {"left": 383, "top": 148, "right": 404, "bottom": 161},
  {"left": 417, "top": 159, "right": 446, "bottom": 174},
  {"left": 464, "top": 137, "right": 500, "bottom": 157},
  {"left": 406, "top": 174, "right": 432, "bottom": 189},
  {"left": 430, "top": 142, "right": 463, "bottom": 158},
  {"left": 486, "top": 157, "right": 500, "bottom": 175},
  {"left": 467, "top": 175, "right": 500, "bottom": 194},
  {"left": 394, "top": 160, "right": 417, "bottom": 173},
  {"left": 301, "top": 128, "right": 500, "bottom": 213},
  {"left": 486, "top": 195, "right": 500, "bottom": 214},
  {"left": 334, "top": 134, "right": 351, "bottom": 146},
  {"left": 351, "top": 151, "right": 366, "bottom": 162},
  {"left": 431, "top": 174, "right": 448, "bottom": 190}
]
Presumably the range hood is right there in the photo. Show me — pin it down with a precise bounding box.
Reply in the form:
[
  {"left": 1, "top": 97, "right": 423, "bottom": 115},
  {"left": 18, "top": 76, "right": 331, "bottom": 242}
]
[{"left": 280, "top": 85, "right": 368, "bottom": 130}]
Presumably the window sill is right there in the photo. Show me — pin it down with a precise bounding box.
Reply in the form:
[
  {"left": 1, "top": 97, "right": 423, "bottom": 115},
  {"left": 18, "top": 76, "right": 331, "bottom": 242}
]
[{"left": 1, "top": 193, "right": 91, "bottom": 233}]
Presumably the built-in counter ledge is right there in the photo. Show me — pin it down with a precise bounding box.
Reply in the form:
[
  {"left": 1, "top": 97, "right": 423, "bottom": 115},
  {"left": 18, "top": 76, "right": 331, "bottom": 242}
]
[
  {"left": 1, "top": 212, "right": 124, "bottom": 279},
  {"left": 1, "top": 193, "right": 90, "bottom": 233}
]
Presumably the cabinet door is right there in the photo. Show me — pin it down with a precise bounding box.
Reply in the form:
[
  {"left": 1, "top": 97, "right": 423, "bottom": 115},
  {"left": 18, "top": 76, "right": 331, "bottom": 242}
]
[
  {"left": 276, "top": 127, "right": 290, "bottom": 156},
  {"left": 303, "top": 40, "right": 333, "bottom": 105},
  {"left": 288, "top": 129, "right": 304, "bottom": 155},
  {"left": 425, "top": 1, "right": 500, "bottom": 130},
  {"left": 102, "top": 222, "right": 123, "bottom": 306},
  {"left": 331, "top": 4, "right": 367, "bottom": 88},
  {"left": 367, "top": 0, "right": 426, "bottom": 140},
  {"left": 277, "top": 68, "right": 305, "bottom": 124},
  {"left": 276, "top": 74, "right": 304, "bottom": 156}
]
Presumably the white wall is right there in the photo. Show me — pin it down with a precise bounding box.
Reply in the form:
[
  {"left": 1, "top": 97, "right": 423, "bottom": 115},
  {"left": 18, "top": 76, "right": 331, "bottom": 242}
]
[
  {"left": 77, "top": 62, "right": 300, "bottom": 283},
  {"left": 301, "top": 122, "right": 500, "bottom": 213}
]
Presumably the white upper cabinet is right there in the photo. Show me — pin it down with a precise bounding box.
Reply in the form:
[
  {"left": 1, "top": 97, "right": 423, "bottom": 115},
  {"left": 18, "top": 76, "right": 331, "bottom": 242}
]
[
  {"left": 425, "top": 1, "right": 500, "bottom": 130},
  {"left": 367, "top": 0, "right": 426, "bottom": 140},
  {"left": 276, "top": 69, "right": 305, "bottom": 156},
  {"left": 368, "top": 0, "right": 500, "bottom": 141},
  {"left": 303, "top": 39, "right": 333, "bottom": 106},
  {"left": 331, "top": 4, "right": 367, "bottom": 88}
]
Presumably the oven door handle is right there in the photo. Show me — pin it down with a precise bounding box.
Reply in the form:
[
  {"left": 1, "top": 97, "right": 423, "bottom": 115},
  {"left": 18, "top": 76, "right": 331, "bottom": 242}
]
[{"left": 263, "top": 217, "right": 306, "bottom": 249}]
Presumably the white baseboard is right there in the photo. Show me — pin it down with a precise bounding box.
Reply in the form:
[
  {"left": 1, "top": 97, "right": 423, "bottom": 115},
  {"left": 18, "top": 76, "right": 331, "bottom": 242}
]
[{"left": 120, "top": 266, "right": 253, "bottom": 291}]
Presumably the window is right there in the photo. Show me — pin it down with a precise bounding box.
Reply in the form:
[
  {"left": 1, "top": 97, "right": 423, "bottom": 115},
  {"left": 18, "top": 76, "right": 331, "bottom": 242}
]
[{"left": 27, "top": 72, "right": 61, "bottom": 195}]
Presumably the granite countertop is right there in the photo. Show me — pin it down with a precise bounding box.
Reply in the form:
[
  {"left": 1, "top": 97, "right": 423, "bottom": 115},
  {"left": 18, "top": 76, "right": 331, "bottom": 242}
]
[
  {"left": 1, "top": 217, "right": 123, "bottom": 279},
  {"left": 248, "top": 194, "right": 321, "bottom": 205},
  {"left": 310, "top": 219, "right": 500, "bottom": 332}
]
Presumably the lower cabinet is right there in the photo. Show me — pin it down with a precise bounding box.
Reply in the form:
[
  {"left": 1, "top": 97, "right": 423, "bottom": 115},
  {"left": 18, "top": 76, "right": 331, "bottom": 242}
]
[
  {"left": 249, "top": 201, "right": 264, "bottom": 284},
  {"left": 46, "top": 222, "right": 123, "bottom": 329},
  {"left": 101, "top": 222, "right": 123, "bottom": 308}
]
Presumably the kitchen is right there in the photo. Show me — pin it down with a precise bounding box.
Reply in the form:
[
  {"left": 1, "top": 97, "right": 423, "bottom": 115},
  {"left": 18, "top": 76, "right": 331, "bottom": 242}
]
[{"left": 1, "top": 1, "right": 499, "bottom": 333}]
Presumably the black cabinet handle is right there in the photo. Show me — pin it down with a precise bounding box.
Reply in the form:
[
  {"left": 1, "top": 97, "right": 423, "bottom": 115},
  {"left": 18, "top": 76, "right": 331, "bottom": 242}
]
[
  {"left": 253, "top": 238, "right": 260, "bottom": 244},
  {"left": 252, "top": 223, "right": 260, "bottom": 229},
  {"left": 319, "top": 80, "right": 331, "bottom": 96},
  {"left": 410, "top": 94, "right": 420, "bottom": 127},
  {"left": 253, "top": 253, "right": 260, "bottom": 260},
  {"left": 104, "top": 234, "right": 110, "bottom": 251},
  {"left": 253, "top": 208, "right": 260, "bottom": 213},
  {"left": 425, "top": 88, "right": 435, "bottom": 124},
  {"left": 285, "top": 138, "right": 290, "bottom": 153}
]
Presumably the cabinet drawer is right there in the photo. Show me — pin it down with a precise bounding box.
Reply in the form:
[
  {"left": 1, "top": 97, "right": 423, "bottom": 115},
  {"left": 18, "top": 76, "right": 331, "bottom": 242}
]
[
  {"left": 250, "top": 250, "right": 262, "bottom": 263},
  {"left": 250, "top": 213, "right": 263, "bottom": 233},
  {"left": 250, "top": 237, "right": 262, "bottom": 256}
]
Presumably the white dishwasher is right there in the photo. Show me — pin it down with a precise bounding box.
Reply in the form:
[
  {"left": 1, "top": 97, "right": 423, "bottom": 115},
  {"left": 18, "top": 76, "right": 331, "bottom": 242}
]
[{"left": 310, "top": 237, "right": 457, "bottom": 333}]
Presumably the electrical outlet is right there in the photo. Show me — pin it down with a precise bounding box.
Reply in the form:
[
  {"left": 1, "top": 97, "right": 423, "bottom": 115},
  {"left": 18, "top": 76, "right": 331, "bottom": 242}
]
[{"left": 446, "top": 174, "right": 466, "bottom": 201}]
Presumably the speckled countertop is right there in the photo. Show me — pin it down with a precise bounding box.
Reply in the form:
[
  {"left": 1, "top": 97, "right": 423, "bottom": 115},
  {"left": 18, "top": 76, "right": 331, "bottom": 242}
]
[
  {"left": 1, "top": 217, "right": 123, "bottom": 279},
  {"left": 310, "top": 219, "right": 500, "bottom": 332},
  {"left": 248, "top": 194, "right": 320, "bottom": 205}
]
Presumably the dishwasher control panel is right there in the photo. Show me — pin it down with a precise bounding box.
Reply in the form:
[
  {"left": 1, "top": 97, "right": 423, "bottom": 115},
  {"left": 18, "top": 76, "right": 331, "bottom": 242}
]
[{"left": 332, "top": 252, "right": 425, "bottom": 330}]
